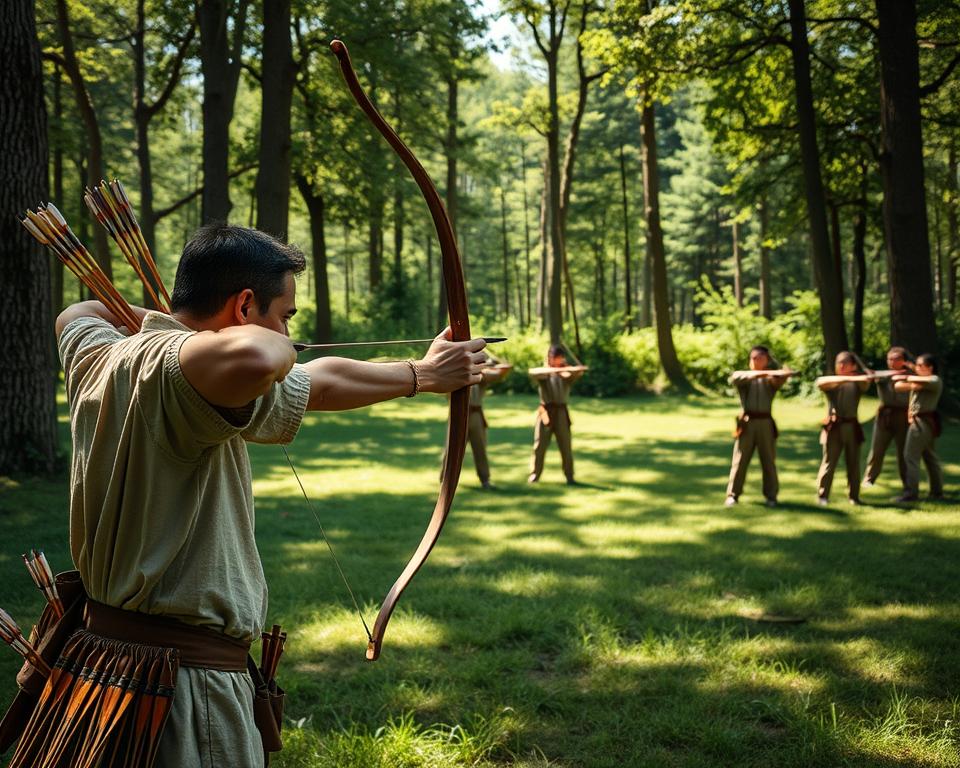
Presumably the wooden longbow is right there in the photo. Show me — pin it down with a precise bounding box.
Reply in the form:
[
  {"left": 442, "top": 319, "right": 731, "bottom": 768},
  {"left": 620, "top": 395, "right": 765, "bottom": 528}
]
[{"left": 330, "top": 39, "right": 471, "bottom": 661}]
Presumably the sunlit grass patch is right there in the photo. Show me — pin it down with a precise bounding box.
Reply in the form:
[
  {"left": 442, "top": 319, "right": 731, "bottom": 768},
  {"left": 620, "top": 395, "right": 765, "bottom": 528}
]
[{"left": 1, "top": 393, "right": 958, "bottom": 767}]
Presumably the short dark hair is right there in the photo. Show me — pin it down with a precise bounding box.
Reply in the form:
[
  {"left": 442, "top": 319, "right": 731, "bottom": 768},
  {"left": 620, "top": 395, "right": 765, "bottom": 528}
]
[
  {"left": 750, "top": 345, "right": 774, "bottom": 369},
  {"left": 916, "top": 353, "right": 938, "bottom": 374},
  {"left": 887, "top": 346, "right": 908, "bottom": 360},
  {"left": 170, "top": 223, "right": 306, "bottom": 318},
  {"left": 836, "top": 351, "right": 856, "bottom": 367}
]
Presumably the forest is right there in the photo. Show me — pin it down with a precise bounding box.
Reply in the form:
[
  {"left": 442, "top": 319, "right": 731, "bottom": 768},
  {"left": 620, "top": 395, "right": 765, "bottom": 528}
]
[{"left": 2, "top": 0, "right": 959, "bottom": 473}]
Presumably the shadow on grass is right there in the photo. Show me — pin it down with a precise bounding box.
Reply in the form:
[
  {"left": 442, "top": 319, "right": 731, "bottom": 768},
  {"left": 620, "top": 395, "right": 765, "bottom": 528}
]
[{"left": 1, "top": 395, "right": 958, "bottom": 767}]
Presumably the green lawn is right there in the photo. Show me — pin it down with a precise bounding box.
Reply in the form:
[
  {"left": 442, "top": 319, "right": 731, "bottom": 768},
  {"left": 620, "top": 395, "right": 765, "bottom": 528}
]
[{"left": 1, "top": 393, "right": 959, "bottom": 767}]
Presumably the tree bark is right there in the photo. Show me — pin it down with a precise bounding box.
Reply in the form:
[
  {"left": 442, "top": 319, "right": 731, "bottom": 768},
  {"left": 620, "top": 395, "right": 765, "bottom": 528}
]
[
  {"left": 948, "top": 140, "right": 958, "bottom": 307},
  {"left": 759, "top": 196, "right": 771, "bottom": 318},
  {"left": 437, "top": 74, "right": 459, "bottom": 328},
  {"left": 521, "top": 142, "right": 532, "bottom": 326},
  {"left": 544, "top": 10, "right": 564, "bottom": 346},
  {"left": 619, "top": 143, "right": 633, "bottom": 330},
  {"left": 874, "top": 0, "right": 937, "bottom": 352},
  {"left": 1, "top": 0, "right": 59, "bottom": 474},
  {"left": 640, "top": 101, "right": 689, "bottom": 389},
  {"left": 538, "top": 159, "right": 549, "bottom": 330},
  {"left": 368, "top": 194, "right": 383, "bottom": 290},
  {"left": 732, "top": 219, "right": 743, "bottom": 307},
  {"left": 199, "top": 0, "right": 248, "bottom": 223},
  {"left": 393, "top": 152, "right": 404, "bottom": 289},
  {"left": 787, "top": 0, "right": 848, "bottom": 362},
  {"left": 296, "top": 175, "right": 331, "bottom": 342},
  {"left": 852, "top": 202, "right": 867, "bottom": 356},
  {"left": 255, "top": 0, "right": 295, "bottom": 239},
  {"left": 500, "top": 184, "right": 510, "bottom": 316},
  {"left": 51, "top": 64, "right": 64, "bottom": 315},
  {"left": 134, "top": 0, "right": 193, "bottom": 307},
  {"left": 55, "top": 0, "right": 110, "bottom": 278},
  {"left": 828, "top": 200, "right": 845, "bottom": 305}
]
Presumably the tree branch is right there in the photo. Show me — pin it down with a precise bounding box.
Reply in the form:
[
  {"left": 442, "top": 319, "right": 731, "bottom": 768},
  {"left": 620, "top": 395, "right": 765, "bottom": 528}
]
[
  {"left": 920, "top": 51, "right": 960, "bottom": 97},
  {"left": 153, "top": 162, "right": 257, "bottom": 222},
  {"left": 145, "top": 25, "right": 196, "bottom": 119}
]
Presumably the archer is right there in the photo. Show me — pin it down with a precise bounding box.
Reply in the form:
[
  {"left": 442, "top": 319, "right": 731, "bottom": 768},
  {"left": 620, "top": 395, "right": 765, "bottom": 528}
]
[
  {"left": 11, "top": 223, "right": 487, "bottom": 768},
  {"left": 527, "top": 344, "right": 588, "bottom": 485}
]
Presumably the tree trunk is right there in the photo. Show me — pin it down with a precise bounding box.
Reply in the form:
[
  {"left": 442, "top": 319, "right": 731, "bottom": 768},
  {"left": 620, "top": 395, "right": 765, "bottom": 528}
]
[
  {"left": 55, "top": 0, "right": 110, "bottom": 278},
  {"left": 296, "top": 175, "right": 331, "bottom": 342},
  {"left": 545, "top": 37, "right": 563, "bottom": 346},
  {"left": 393, "top": 173, "right": 404, "bottom": 287},
  {"left": 438, "top": 74, "right": 458, "bottom": 329},
  {"left": 641, "top": 101, "right": 688, "bottom": 389},
  {"left": 255, "top": 0, "right": 294, "bottom": 239},
  {"left": 787, "top": 0, "right": 848, "bottom": 362},
  {"left": 852, "top": 201, "right": 867, "bottom": 356},
  {"left": 759, "top": 196, "right": 771, "bottom": 318},
  {"left": 133, "top": 0, "right": 193, "bottom": 307},
  {"left": 875, "top": 0, "right": 937, "bottom": 352},
  {"left": 199, "top": 0, "right": 247, "bottom": 223},
  {"left": 948, "top": 139, "right": 958, "bottom": 307},
  {"left": 619, "top": 143, "right": 633, "bottom": 330},
  {"left": 1, "top": 0, "right": 59, "bottom": 474},
  {"left": 538, "top": 160, "right": 549, "bottom": 329},
  {"left": 521, "top": 142, "right": 532, "bottom": 326},
  {"left": 732, "top": 219, "right": 743, "bottom": 307},
  {"left": 368, "top": 195, "right": 383, "bottom": 290},
  {"left": 51, "top": 64, "right": 64, "bottom": 315},
  {"left": 133, "top": 7, "right": 157, "bottom": 307},
  {"left": 828, "top": 201, "right": 845, "bottom": 305},
  {"left": 500, "top": 184, "right": 510, "bottom": 316},
  {"left": 933, "top": 176, "right": 942, "bottom": 310}
]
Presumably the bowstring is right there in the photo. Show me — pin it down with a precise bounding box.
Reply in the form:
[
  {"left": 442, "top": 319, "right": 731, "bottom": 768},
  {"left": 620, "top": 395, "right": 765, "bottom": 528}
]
[{"left": 280, "top": 445, "right": 372, "bottom": 642}]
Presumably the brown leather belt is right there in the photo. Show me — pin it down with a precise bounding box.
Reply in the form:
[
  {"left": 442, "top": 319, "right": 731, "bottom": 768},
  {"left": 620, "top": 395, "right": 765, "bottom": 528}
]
[
  {"left": 84, "top": 600, "right": 251, "bottom": 672},
  {"left": 734, "top": 411, "right": 778, "bottom": 439},
  {"left": 538, "top": 402, "right": 570, "bottom": 427},
  {"left": 909, "top": 410, "right": 942, "bottom": 437},
  {"left": 822, "top": 415, "right": 865, "bottom": 444},
  {"left": 877, "top": 404, "right": 907, "bottom": 430}
]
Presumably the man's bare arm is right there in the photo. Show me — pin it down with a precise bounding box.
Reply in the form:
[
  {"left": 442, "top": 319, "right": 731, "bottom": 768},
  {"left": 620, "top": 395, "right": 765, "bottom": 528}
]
[
  {"left": 305, "top": 328, "right": 487, "bottom": 411},
  {"left": 179, "top": 325, "right": 298, "bottom": 408}
]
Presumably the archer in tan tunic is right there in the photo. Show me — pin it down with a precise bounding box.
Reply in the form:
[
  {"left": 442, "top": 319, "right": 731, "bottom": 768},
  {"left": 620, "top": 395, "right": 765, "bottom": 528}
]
[
  {"left": 815, "top": 353, "right": 870, "bottom": 504},
  {"left": 59, "top": 311, "right": 310, "bottom": 768},
  {"left": 528, "top": 347, "right": 586, "bottom": 485},
  {"left": 42, "top": 223, "right": 489, "bottom": 768},
  {"left": 894, "top": 354, "right": 944, "bottom": 501},
  {"left": 468, "top": 361, "right": 512, "bottom": 488},
  {"left": 725, "top": 347, "right": 790, "bottom": 506},
  {"left": 863, "top": 348, "right": 911, "bottom": 486}
]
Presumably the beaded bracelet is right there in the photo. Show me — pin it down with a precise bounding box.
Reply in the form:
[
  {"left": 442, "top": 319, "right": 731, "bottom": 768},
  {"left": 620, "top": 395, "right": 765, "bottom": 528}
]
[{"left": 404, "top": 359, "right": 421, "bottom": 397}]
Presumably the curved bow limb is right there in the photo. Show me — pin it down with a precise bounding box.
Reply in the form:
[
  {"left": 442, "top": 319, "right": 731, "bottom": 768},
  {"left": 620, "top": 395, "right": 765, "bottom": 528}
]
[{"left": 330, "top": 39, "right": 472, "bottom": 661}]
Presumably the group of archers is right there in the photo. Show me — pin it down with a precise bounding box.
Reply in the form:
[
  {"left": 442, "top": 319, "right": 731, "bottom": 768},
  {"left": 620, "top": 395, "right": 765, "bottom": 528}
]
[
  {"left": 725, "top": 345, "right": 944, "bottom": 509},
  {"left": 0, "top": 224, "right": 586, "bottom": 768}
]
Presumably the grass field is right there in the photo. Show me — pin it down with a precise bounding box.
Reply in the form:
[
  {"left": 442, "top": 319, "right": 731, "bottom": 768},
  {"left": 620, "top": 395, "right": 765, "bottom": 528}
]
[{"left": 1, "top": 393, "right": 959, "bottom": 767}]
